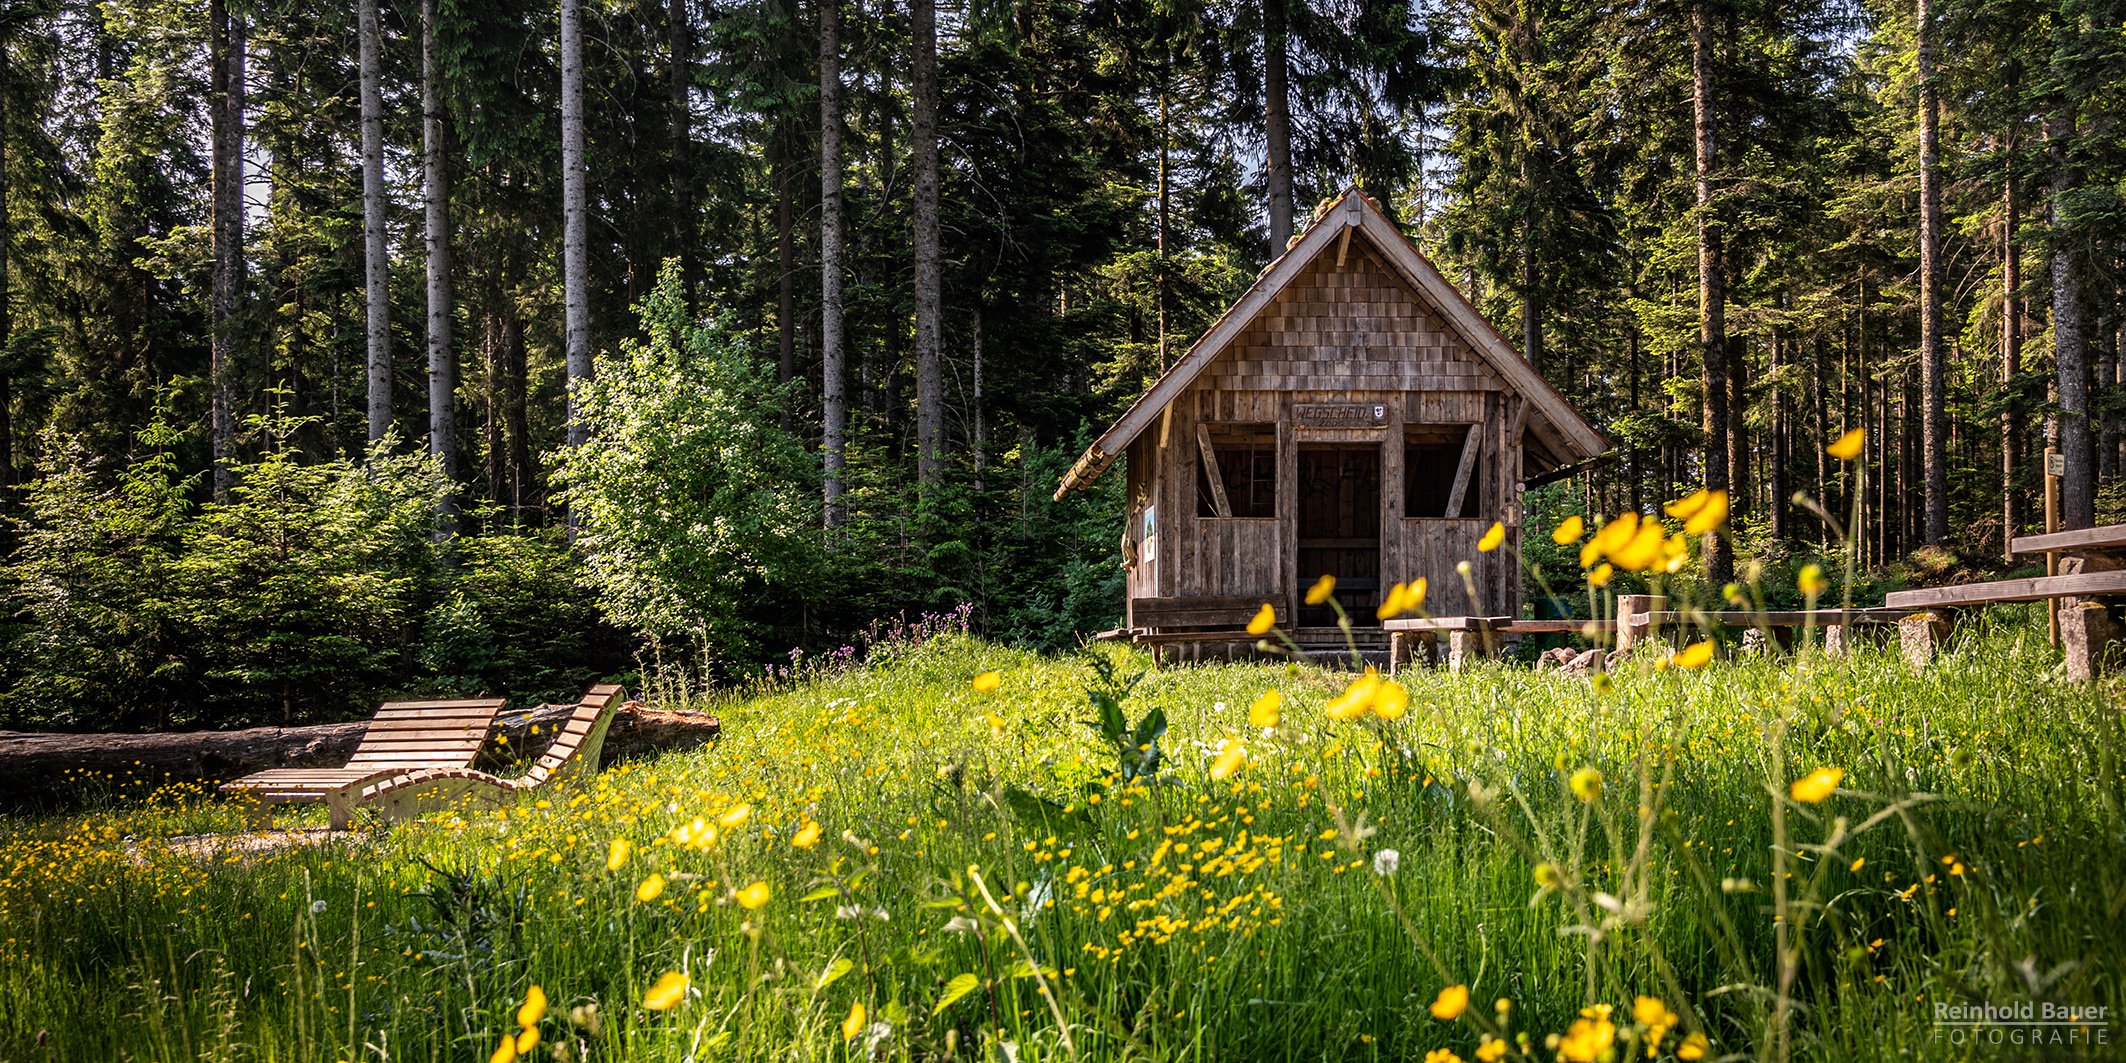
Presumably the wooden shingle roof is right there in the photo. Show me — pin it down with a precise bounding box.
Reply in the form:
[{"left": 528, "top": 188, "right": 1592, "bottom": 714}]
[{"left": 1055, "top": 187, "right": 1607, "bottom": 499}]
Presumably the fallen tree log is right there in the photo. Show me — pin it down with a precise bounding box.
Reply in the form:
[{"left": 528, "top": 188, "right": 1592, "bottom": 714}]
[{"left": 0, "top": 701, "right": 721, "bottom": 810}]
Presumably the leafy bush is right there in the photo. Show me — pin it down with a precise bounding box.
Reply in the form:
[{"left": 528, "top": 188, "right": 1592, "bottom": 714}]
[{"left": 417, "top": 528, "right": 624, "bottom": 704}]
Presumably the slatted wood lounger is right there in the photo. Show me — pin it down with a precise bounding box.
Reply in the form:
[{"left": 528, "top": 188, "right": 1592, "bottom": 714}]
[
  {"left": 356, "top": 684, "right": 628, "bottom": 820},
  {"left": 220, "top": 697, "right": 508, "bottom": 829}
]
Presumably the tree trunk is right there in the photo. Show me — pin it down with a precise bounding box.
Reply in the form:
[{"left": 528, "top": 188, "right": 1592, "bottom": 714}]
[
  {"left": 670, "top": 0, "right": 695, "bottom": 300},
  {"left": 1520, "top": 154, "right": 1542, "bottom": 377},
  {"left": 1728, "top": 332, "right": 1748, "bottom": 520},
  {"left": 1156, "top": 85, "right": 1170, "bottom": 371},
  {"left": 2001, "top": 147, "right": 2022, "bottom": 559},
  {"left": 820, "top": 0, "right": 847, "bottom": 530},
  {"left": 1263, "top": 0, "right": 1293, "bottom": 256},
  {"left": 1769, "top": 331, "right": 1787, "bottom": 538},
  {"left": 423, "top": 0, "right": 458, "bottom": 528},
  {"left": 972, "top": 305, "right": 985, "bottom": 495},
  {"left": 360, "top": 0, "right": 391, "bottom": 446},
  {"left": 1915, "top": 0, "right": 1948, "bottom": 544},
  {"left": 912, "top": 0, "right": 944, "bottom": 493},
  {"left": 2047, "top": 109, "right": 2094, "bottom": 528},
  {"left": 777, "top": 131, "right": 796, "bottom": 392},
  {"left": 1691, "top": 1, "right": 1731, "bottom": 581},
  {"left": 501, "top": 310, "right": 534, "bottom": 522},
  {"left": 0, "top": 68, "right": 11, "bottom": 488},
  {"left": 209, "top": 0, "right": 245, "bottom": 501},
  {"left": 561, "top": 0, "right": 592, "bottom": 449}
]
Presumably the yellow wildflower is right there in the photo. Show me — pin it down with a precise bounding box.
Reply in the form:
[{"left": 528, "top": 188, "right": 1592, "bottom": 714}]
[
  {"left": 716, "top": 803, "right": 752, "bottom": 829},
  {"left": 1478, "top": 521, "right": 1506, "bottom": 552},
  {"left": 1305, "top": 574, "right": 1337, "bottom": 605},
  {"left": 841, "top": 1001, "right": 866, "bottom": 1041},
  {"left": 606, "top": 838, "right": 632, "bottom": 871},
  {"left": 1798, "top": 563, "right": 1828, "bottom": 597},
  {"left": 1476, "top": 1035, "right": 1508, "bottom": 1062},
  {"left": 1609, "top": 520, "right": 1666, "bottom": 572},
  {"left": 1670, "top": 640, "right": 1715, "bottom": 670},
  {"left": 514, "top": 1027, "right": 540, "bottom": 1053},
  {"left": 1371, "top": 680, "right": 1409, "bottom": 721},
  {"left": 1247, "top": 603, "right": 1276, "bottom": 636},
  {"left": 734, "top": 880, "right": 773, "bottom": 910},
  {"left": 642, "top": 971, "right": 689, "bottom": 1011},
  {"left": 1248, "top": 690, "right": 1282, "bottom": 729},
  {"left": 1557, "top": 1008, "right": 1617, "bottom": 1062},
  {"left": 1790, "top": 766, "right": 1845, "bottom": 804},
  {"left": 1552, "top": 514, "right": 1585, "bottom": 545},
  {"left": 488, "top": 1033, "right": 517, "bottom": 1063},
  {"left": 1210, "top": 742, "right": 1247, "bottom": 780},
  {"left": 792, "top": 820, "right": 824, "bottom": 849},
  {"left": 1826, "top": 427, "right": 1866, "bottom": 461},
  {"left": 1678, "top": 1031, "right": 1711, "bottom": 1060},
  {"left": 634, "top": 873, "right": 666, "bottom": 903},
  {"left": 971, "top": 671, "right": 1002, "bottom": 693},
  {"left": 517, "top": 984, "right": 548, "bottom": 1028},
  {"left": 1424, "top": 1051, "right": 1465, "bottom": 1063},
  {"left": 1684, "top": 489, "right": 1729, "bottom": 535},
  {"left": 1378, "top": 578, "right": 1427, "bottom": 620},
  {"left": 1326, "top": 669, "right": 1383, "bottom": 721},
  {"left": 1665, "top": 489, "right": 1710, "bottom": 520},
  {"left": 1430, "top": 983, "right": 1469, "bottom": 1020},
  {"left": 1569, "top": 766, "right": 1603, "bottom": 803},
  {"left": 1587, "top": 562, "right": 1614, "bottom": 588}
]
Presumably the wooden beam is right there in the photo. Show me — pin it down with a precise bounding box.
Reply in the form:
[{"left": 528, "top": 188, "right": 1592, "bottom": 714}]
[
  {"left": 1884, "top": 569, "right": 2126, "bottom": 609},
  {"left": 1444, "top": 423, "right": 1481, "bottom": 518},
  {"left": 1196, "top": 423, "right": 1231, "bottom": 517},
  {"left": 1507, "top": 399, "right": 1528, "bottom": 445},
  {"left": 2009, "top": 523, "right": 2126, "bottom": 556},
  {"left": 1335, "top": 224, "right": 1352, "bottom": 266}
]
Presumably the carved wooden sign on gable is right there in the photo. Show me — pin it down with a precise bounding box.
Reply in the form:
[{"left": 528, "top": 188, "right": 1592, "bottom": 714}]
[{"left": 1294, "top": 403, "right": 1389, "bottom": 429}]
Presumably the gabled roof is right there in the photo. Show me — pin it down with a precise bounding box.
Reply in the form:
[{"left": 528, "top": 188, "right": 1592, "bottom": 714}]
[{"left": 1055, "top": 186, "right": 1608, "bottom": 500}]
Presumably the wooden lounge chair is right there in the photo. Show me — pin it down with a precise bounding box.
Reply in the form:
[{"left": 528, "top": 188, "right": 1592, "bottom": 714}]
[
  {"left": 220, "top": 697, "right": 508, "bottom": 829},
  {"left": 356, "top": 684, "right": 627, "bottom": 821}
]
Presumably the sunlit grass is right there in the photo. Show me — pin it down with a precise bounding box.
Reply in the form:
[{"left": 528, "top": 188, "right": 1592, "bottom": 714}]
[{"left": 2, "top": 617, "right": 2120, "bottom": 1061}]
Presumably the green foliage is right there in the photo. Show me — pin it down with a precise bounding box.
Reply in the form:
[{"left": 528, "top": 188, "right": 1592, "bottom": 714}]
[
  {"left": 416, "top": 527, "right": 621, "bottom": 704},
  {"left": 552, "top": 265, "right": 819, "bottom": 664},
  {"left": 1081, "top": 652, "right": 1163, "bottom": 784}
]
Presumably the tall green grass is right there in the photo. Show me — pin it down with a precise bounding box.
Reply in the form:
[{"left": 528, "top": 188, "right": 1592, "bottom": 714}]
[{"left": 2, "top": 619, "right": 2120, "bottom": 1061}]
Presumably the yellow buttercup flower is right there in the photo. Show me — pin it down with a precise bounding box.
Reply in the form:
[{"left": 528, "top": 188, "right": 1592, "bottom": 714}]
[
  {"left": 716, "top": 803, "right": 752, "bottom": 829},
  {"left": 1424, "top": 1050, "right": 1465, "bottom": 1063},
  {"left": 1790, "top": 766, "right": 1845, "bottom": 804},
  {"left": 1478, "top": 521, "right": 1506, "bottom": 552},
  {"left": 634, "top": 873, "right": 666, "bottom": 903},
  {"left": 1370, "top": 680, "right": 1409, "bottom": 721},
  {"left": 1429, "top": 983, "right": 1469, "bottom": 1020},
  {"left": 1558, "top": 1008, "right": 1617, "bottom": 1062},
  {"left": 1678, "top": 1031, "right": 1711, "bottom": 1060},
  {"left": 1552, "top": 514, "right": 1584, "bottom": 545},
  {"left": 1377, "top": 578, "right": 1427, "bottom": 620},
  {"left": 488, "top": 1032, "right": 518, "bottom": 1063},
  {"left": 1248, "top": 690, "right": 1282, "bottom": 729},
  {"left": 1609, "top": 521, "right": 1666, "bottom": 572},
  {"left": 606, "top": 837, "right": 632, "bottom": 871},
  {"left": 1476, "top": 1035, "right": 1508, "bottom": 1062},
  {"left": 1798, "top": 563, "right": 1828, "bottom": 597},
  {"left": 514, "top": 1027, "right": 540, "bottom": 1053},
  {"left": 1209, "top": 741, "right": 1246, "bottom": 780},
  {"left": 971, "top": 671, "right": 1002, "bottom": 693},
  {"left": 1665, "top": 489, "right": 1709, "bottom": 520},
  {"left": 1684, "top": 489, "right": 1729, "bottom": 536},
  {"left": 517, "top": 984, "right": 548, "bottom": 1028},
  {"left": 734, "top": 880, "right": 773, "bottom": 910},
  {"left": 791, "top": 820, "right": 824, "bottom": 849},
  {"left": 1587, "top": 562, "right": 1614, "bottom": 588},
  {"left": 1326, "top": 669, "right": 1383, "bottom": 721},
  {"left": 669, "top": 817, "right": 718, "bottom": 851},
  {"left": 1569, "top": 766, "right": 1603, "bottom": 803},
  {"left": 1827, "top": 427, "right": 1866, "bottom": 461},
  {"left": 1247, "top": 603, "right": 1276, "bottom": 636},
  {"left": 1305, "top": 574, "right": 1337, "bottom": 605},
  {"left": 642, "top": 971, "right": 689, "bottom": 1011},
  {"left": 1670, "top": 640, "right": 1715, "bottom": 670},
  {"left": 841, "top": 1001, "right": 867, "bottom": 1041}
]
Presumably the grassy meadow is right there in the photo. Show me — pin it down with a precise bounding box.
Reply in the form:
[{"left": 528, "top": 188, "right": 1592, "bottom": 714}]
[{"left": 2, "top": 618, "right": 2122, "bottom": 1062}]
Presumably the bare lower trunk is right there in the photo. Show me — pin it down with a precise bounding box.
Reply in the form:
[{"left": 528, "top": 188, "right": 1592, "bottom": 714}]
[
  {"left": 501, "top": 311, "right": 534, "bottom": 522},
  {"left": 777, "top": 134, "right": 796, "bottom": 391},
  {"left": 820, "top": 0, "right": 847, "bottom": 529},
  {"left": 1263, "top": 0, "right": 1293, "bottom": 255},
  {"left": 360, "top": 0, "right": 391, "bottom": 446},
  {"left": 423, "top": 0, "right": 458, "bottom": 527},
  {"left": 1692, "top": 2, "right": 1732, "bottom": 581},
  {"left": 912, "top": 0, "right": 944, "bottom": 493},
  {"left": 2001, "top": 151, "right": 2022, "bottom": 558},
  {"left": 210, "top": 0, "right": 245, "bottom": 500},
  {"left": 2048, "top": 109, "right": 2094, "bottom": 528},
  {"left": 1916, "top": 0, "right": 1948, "bottom": 544},
  {"left": 670, "top": 0, "right": 695, "bottom": 299},
  {"left": 972, "top": 306, "right": 985, "bottom": 495},
  {"left": 561, "top": 0, "right": 592, "bottom": 449}
]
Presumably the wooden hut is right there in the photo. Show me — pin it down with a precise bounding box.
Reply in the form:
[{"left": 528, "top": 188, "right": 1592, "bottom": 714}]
[{"left": 1056, "top": 187, "right": 1607, "bottom": 656}]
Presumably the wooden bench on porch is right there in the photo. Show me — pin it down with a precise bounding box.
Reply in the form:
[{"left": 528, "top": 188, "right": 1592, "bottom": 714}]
[
  {"left": 1884, "top": 523, "right": 2126, "bottom": 679},
  {"left": 1122, "top": 595, "right": 1291, "bottom": 663}
]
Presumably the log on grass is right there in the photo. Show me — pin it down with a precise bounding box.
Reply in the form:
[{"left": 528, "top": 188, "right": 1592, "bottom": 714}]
[{"left": 0, "top": 701, "right": 720, "bottom": 808}]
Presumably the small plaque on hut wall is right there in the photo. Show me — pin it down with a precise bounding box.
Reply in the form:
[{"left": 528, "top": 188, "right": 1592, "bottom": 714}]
[{"left": 1295, "top": 403, "right": 1389, "bottom": 428}]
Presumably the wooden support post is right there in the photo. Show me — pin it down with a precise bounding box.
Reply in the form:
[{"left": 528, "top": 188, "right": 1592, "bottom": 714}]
[
  {"left": 2044, "top": 447, "right": 2060, "bottom": 647},
  {"left": 2058, "top": 598, "right": 2121, "bottom": 682},
  {"left": 1444, "top": 424, "right": 1481, "bottom": 518},
  {"left": 1196, "top": 424, "right": 1231, "bottom": 517},
  {"left": 1616, "top": 594, "right": 1665, "bottom": 655},
  {"left": 1899, "top": 611, "right": 1954, "bottom": 667}
]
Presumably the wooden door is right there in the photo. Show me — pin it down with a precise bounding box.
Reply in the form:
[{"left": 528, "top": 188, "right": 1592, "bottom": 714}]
[{"left": 1296, "top": 444, "right": 1383, "bottom": 626}]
